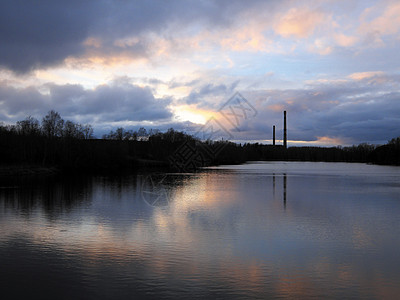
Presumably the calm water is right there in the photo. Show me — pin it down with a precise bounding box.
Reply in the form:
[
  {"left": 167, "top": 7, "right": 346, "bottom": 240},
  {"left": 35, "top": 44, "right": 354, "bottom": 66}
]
[{"left": 1, "top": 162, "right": 400, "bottom": 299}]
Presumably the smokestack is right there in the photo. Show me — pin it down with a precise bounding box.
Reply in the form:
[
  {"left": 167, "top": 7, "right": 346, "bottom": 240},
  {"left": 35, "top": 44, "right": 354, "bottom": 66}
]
[
  {"left": 273, "top": 125, "right": 276, "bottom": 146},
  {"left": 283, "top": 111, "right": 287, "bottom": 148}
]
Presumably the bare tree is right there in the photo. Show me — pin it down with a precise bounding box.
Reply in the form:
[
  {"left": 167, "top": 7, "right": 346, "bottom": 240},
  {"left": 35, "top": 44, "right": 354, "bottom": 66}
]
[
  {"left": 63, "top": 120, "right": 77, "bottom": 138},
  {"left": 16, "top": 116, "right": 40, "bottom": 135},
  {"left": 115, "top": 127, "right": 124, "bottom": 140},
  {"left": 42, "top": 110, "right": 64, "bottom": 138},
  {"left": 82, "top": 124, "right": 94, "bottom": 139}
]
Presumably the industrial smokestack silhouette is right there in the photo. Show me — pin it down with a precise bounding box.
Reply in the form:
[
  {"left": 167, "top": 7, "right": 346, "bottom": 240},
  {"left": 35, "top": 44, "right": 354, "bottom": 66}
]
[
  {"left": 273, "top": 125, "right": 276, "bottom": 146},
  {"left": 283, "top": 111, "right": 287, "bottom": 148}
]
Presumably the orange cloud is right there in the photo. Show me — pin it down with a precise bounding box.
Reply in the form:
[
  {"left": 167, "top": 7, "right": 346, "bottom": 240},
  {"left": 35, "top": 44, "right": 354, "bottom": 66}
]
[
  {"left": 316, "top": 136, "right": 346, "bottom": 145},
  {"left": 348, "top": 71, "right": 384, "bottom": 80},
  {"left": 267, "top": 104, "right": 285, "bottom": 112},
  {"left": 219, "top": 24, "right": 272, "bottom": 52},
  {"left": 292, "top": 136, "right": 348, "bottom": 146},
  {"left": 274, "top": 8, "right": 325, "bottom": 38}
]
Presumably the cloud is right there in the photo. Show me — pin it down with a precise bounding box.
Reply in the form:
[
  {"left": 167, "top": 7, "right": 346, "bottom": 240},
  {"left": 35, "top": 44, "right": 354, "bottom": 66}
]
[
  {"left": 273, "top": 7, "right": 325, "bottom": 38},
  {"left": 334, "top": 33, "right": 358, "bottom": 47},
  {"left": 0, "top": 79, "right": 173, "bottom": 129},
  {"left": 3, "top": 0, "right": 398, "bottom": 75},
  {"left": 182, "top": 81, "right": 240, "bottom": 107},
  {"left": 348, "top": 71, "right": 385, "bottom": 80},
  {"left": 0, "top": 0, "right": 273, "bottom": 73},
  {"left": 309, "top": 39, "right": 333, "bottom": 55},
  {"left": 2, "top": 0, "right": 349, "bottom": 74},
  {"left": 359, "top": 1, "right": 400, "bottom": 39}
]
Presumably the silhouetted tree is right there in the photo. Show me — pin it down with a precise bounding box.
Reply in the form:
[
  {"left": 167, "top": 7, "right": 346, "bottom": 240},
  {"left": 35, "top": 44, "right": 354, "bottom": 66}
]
[
  {"left": 82, "top": 124, "right": 93, "bottom": 139},
  {"left": 137, "top": 127, "right": 147, "bottom": 137},
  {"left": 63, "top": 120, "right": 79, "bottom": 139},
  {"left": 388, "top": 137, "right": 400, "bottom": 145},
  {"left": 115, "top": 127, "right": 124, "bottom": 140},
  {"left": 16, "top": 116, "right": 40, "bottom": 135},
  {"left": 368, "top": 136, "right": 400, "bottom": 165},
  {"left": 123, "top": 130, "right": 135, "bottom": 140},
  {"left": 42, "top": 110, "right": 64, "bottom": 138}
]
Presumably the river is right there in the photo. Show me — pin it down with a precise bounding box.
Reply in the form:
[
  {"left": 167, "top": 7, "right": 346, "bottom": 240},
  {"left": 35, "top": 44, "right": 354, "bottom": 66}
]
[{"left": 1, "top": 162, "right": 399, "bottom": 299}]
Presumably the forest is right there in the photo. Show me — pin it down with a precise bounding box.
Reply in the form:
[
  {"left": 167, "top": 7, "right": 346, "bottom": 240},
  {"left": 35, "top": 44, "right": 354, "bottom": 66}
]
[{"left": 0, "top": 111, "right": 399, "bottom": 175}]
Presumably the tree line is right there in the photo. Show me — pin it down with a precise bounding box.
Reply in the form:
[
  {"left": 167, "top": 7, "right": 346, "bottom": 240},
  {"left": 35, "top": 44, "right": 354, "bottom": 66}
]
[
  {"left": 1, "top": 110, "right": 93, "bottom": 139},
  {"left": 1, "top": 111, "right": 399, "bottom": 172},
  {"left": 0, "top": 111, "right": 201, "bottom": 171}
]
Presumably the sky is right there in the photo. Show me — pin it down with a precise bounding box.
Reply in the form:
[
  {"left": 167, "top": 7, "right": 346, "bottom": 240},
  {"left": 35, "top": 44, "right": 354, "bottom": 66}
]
[{"left": 0, "top": 0, "right": 399, "bottom": 146}]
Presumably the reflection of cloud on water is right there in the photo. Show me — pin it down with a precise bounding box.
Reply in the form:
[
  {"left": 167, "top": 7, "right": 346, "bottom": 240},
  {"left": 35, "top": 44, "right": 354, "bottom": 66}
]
[
  {"left": 141, "top": 174, "right": 171, "bottom": 207},
  {"left": 1, "top": 166, "right": 400, "bottom": 298}
]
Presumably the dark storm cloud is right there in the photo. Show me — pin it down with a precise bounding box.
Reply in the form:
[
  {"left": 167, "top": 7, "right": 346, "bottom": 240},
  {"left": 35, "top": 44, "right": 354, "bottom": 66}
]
[
  {"left": 0, "top": 0, "right": 97, "bottom": 73},
  {"left": 0, "top": 80, "right": 172, "bottom": 124},
  {"left": 182, "top": 81, "right": 240, "bottom": 107},
  {"left": 0, "top": 0, "right": 276, "bottom": 73}
]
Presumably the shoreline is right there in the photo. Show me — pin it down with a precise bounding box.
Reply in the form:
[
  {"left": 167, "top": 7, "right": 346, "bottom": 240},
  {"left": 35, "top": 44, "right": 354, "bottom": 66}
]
[{"left": 1, "top": 159, "right": 398, "bottom": 179}]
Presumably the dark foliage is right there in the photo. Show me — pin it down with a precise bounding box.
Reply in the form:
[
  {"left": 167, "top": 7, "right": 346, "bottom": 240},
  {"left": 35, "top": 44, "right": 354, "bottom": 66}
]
[{"left": 368, "top": 137, "right": 400, "bottom": 165}]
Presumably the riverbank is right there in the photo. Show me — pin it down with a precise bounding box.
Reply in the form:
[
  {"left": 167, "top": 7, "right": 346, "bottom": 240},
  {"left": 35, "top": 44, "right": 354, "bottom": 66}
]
[{"left": 0, "top": 160, "right": 171, "bottom": 179}]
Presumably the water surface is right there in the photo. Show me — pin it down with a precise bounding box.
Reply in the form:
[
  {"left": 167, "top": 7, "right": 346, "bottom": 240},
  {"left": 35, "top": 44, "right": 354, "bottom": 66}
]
[{"left": 1, "top": 162, "right": 399, "bottom": 299}]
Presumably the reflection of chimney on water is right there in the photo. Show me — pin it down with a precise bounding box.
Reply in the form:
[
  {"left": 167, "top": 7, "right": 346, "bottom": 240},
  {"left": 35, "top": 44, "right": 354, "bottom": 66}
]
[
  {"left": 272, "top": 174, "right": 287, "bottom": 209},
  {"left": 283, "top": 174, "right": 287, "bottom": 209},
  {"left": 273, "top": 173, "right": 276, "bottom": 197}
]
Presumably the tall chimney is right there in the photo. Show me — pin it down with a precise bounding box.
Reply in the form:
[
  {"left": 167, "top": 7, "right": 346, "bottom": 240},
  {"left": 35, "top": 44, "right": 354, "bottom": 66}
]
[
  {"left": 283, "top": 111, "right": 287, "bottom": 148},
  {"left": 273, "top": 125, "right": 276, "bottom": 146}
]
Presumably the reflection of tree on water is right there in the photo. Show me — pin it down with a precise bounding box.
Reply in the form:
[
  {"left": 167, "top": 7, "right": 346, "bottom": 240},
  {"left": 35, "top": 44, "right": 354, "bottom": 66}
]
[{"left": 0, "top": 175, "right": 93, "bottom": 219}]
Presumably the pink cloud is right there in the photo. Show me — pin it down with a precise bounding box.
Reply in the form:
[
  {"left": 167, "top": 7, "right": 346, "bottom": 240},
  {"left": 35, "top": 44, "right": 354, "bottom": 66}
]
[
  {"left": 334, "top": 33, "right": 358, "bottom": 47},
  {"left": 348, "top": 71, "right": 385, "bottom": 81},
  {"left": 359, "top": 1, "right": 400, "bottom": 45},
  {"left": 273, "top": 7, "right": 325, "bottom": 38}
]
